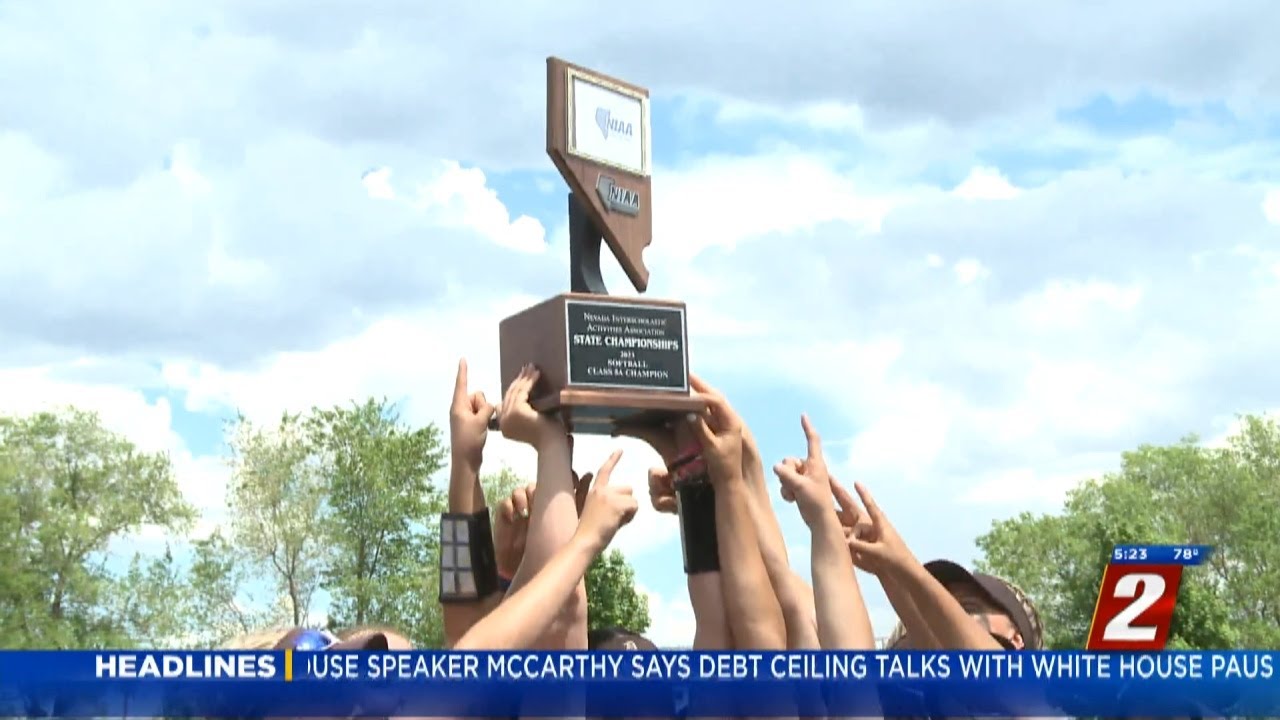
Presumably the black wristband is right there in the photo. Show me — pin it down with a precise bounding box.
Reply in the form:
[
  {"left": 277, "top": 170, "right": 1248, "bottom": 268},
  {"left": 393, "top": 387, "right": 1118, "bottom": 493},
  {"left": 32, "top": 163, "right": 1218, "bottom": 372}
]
[
  {"left": 437, "top": 510, "right": 500, "bottom": 603},
  {"left": 676, "top": 481, "right": 720, "bottom": 574}
]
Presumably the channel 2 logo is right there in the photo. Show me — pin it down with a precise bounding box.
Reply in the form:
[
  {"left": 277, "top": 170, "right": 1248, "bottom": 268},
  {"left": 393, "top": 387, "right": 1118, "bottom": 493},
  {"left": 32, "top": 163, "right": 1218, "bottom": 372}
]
[{"left": 1085, "top": 545, "right": 1211, "bottom": 651}]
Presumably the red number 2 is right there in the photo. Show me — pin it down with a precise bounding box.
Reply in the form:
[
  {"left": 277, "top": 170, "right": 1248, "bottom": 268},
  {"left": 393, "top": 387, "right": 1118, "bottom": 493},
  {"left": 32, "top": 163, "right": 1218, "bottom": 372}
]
[{"left": 1085, "top": 564, "right": 1182, "bottom": 651}]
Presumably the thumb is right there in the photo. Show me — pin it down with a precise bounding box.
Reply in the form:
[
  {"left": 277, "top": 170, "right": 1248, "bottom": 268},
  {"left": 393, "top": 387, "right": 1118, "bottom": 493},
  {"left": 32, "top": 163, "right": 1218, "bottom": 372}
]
[
  {"left": 772, "top": 462, "right": 805, "bottom": 492},
  {"left": 847, "top": 535, "right": 878, "bottom": 559}
]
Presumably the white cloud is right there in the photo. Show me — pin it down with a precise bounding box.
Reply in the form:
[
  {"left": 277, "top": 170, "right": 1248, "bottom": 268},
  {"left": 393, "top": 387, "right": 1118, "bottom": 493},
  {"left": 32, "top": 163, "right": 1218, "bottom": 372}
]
[
  {"left": 953, "top": 167, "right": 1020, "bottom": 201},
  {"left": 1264, "top": 188, "right": 1280, "bottom": 225},
  {"left": 637, "top": 583, "right": 696, "bottom": 648},
  {"left": 651, "top": 153, "right": 900, "bottom": 263},
  {"left": 953, "top": 258, "right": 989, "bottom": 284}
]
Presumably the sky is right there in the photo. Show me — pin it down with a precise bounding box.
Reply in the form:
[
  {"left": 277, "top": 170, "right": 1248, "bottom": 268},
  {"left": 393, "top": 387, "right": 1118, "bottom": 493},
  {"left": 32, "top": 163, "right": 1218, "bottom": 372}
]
[{"left": 2, "top": 1, "right": 1280, "bottom": 647}]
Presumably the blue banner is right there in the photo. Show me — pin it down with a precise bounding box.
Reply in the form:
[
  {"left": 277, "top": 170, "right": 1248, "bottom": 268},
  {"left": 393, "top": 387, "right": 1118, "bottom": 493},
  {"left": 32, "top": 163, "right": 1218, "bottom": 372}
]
[
  {"left": 0, "top": 650, "right": 1273, "bottom": 717},
  {"left": 1111, "top": 544, "right": 1213, "bottom": 565}
]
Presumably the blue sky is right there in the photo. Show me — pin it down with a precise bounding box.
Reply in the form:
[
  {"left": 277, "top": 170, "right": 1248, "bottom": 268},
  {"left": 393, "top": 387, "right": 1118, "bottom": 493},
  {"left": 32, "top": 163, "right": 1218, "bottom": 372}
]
[{"left": 3, "top": 1, "right": 1280, "bottom": 645}]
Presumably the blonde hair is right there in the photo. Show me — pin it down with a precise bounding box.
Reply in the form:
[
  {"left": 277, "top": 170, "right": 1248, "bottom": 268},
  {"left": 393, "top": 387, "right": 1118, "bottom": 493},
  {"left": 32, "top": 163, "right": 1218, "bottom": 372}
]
[{"left": 222, "top": 627, "right": 293, "bottom": 650}]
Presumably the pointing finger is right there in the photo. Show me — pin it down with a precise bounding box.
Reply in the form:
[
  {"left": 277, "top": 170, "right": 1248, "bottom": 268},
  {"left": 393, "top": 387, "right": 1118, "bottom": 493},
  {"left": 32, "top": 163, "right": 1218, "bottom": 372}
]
[
  {"left": 690, "top": 414, "right": 716, "bottom": 449},
  {"left": 801, "top": 414, "right": 823, "bottom": 461},
  {"left": 595, "top": 450, "right": 624, "bottom": 486},
  {"left": 853, "top": 482, "right": 885, "bottom": 523},
  {"left": 453, "top": 359, "right": 469, "bottom": 405},
  {"left": 830, "top": 476, "right": 859, "bottom": 517}
]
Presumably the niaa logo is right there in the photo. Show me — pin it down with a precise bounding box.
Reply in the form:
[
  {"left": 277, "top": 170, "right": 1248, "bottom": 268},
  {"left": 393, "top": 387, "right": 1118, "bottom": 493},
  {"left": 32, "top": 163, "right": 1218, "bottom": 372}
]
[{"left": 594, "top": 107, "right": 633, "bottom": 140}]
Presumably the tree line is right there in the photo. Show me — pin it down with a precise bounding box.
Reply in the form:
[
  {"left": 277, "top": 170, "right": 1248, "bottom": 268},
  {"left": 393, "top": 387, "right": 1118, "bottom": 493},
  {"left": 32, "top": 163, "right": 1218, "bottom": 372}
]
[
  {"left": 3, "top": 403, "right": 1276, "bottom": 651},
  {"left": 977, "top": 415, "right": 1280, "bottom": 650},
  {"left": 0, "top": 401, "right": 650, "bottom": 650}
]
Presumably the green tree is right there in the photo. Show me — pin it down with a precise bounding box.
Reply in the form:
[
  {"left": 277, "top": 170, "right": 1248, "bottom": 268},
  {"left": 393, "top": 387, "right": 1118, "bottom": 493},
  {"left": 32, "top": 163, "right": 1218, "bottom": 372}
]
[
  {"left": 585, "top": 549, "right": 651, "bottom": 634},
  {"left": 227, "top": 413, "right": 326, "bottom": 627},
  {"left": 480, "top": 467, "right": 525, "bottom": 505},
  {"left": 0, "top": 410, "right": 194, "bottom": 648},
  {"left": 109, "top": 548, "right": 190, "bottom": 648},
  {"left": 976, "top": 414, "right": 1280, "bottom": 649},
  {"left": 186, "top": 530, "right": 280, "bottom": 647},
  {"left": 307, "top": 399, "right": 447, "bottom": 644}
]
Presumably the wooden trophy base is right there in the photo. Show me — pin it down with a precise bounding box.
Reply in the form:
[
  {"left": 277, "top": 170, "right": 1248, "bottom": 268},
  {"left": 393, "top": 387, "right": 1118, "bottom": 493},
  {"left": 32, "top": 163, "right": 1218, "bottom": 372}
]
[{"left": 498, "top": 293, "right": 705, "bottom": 435}]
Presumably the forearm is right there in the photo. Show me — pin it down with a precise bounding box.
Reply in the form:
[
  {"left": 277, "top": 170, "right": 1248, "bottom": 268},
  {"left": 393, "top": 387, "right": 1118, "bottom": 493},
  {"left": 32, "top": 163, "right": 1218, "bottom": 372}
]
[
  {"left": 509, "top": 433, "right": 586, "bottom": 649},
  {"left": 442, "top": 594, "right": 501, "bottom": 648},
  {"left": 715, "top": 480, "right": 786, "bottom": 649},
  {"left": 747, "top": 490, "right": 819, "bottom": 650},
  {"left": 688, "top": 572, "right": 732, "bottom": 649},
  {"left": 896, "top": 561, "right": 1003, "bottom": 650},
  {"left": 880, "top": 572, "right": 938, "bottom": 649},
  {"left": 809, "top": 512, "right": 875, "bottom": 649},
  {"left": 510, "top": 433, "right": 574, "bottom": 588},
  {"left": 454, "top": 534, "right": 599, "bottom": 651},
  {"left": 447, "top": 460, "right": 486, "bottom": 514},
  {"left": 442, "top": 461, "right": 496, "bottom": 646}
]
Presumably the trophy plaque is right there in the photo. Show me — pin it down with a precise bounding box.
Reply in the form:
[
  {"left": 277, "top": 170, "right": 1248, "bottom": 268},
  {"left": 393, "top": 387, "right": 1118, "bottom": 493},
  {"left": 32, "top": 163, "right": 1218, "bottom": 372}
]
[{"left": 497, "top": 57, "right": 705, "bottom": 435}]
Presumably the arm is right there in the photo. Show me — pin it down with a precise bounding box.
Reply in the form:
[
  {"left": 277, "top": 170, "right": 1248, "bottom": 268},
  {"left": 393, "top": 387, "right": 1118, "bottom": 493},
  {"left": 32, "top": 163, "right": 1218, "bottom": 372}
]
[
  {"left": 844, "top": 482, "right": 1001, "bottom": 651},
  {"left": 774, "top": 418, "right": 875, "bottom": 650},
  {"left": 689, "top": 572, "right": 732, "bottom": 649},
  {"left": 453, "top": 533, "right": 598, "bottom": 651},
  {"left": 892, "top": 560, "right": 1004, "bottom": 650},
  {"left": 500, "top": 366, "right": 586, "bottom": 649},
  {"left": 808, "top": 506, "right": 875, "bottom": 649},
  {"left": 690, "top": 377, "right": 817, "bottom": 650},
  {"left": 715, "top": 477, "right": 787, "bottom": 649},
  {"left": 443, "top": 359, "right": 501, "bottom": 647},
  {"left": 458, "top": 449, "right": 633, "bottom": 652},
  {"left": 743, "top": 431, "right": 820, "bottom": 650},
  {"left": 879, "top": 573, "right": 938, "bottom": 649},
  {"left": 507, "top": 431, "right": 587, "bottom": 649}
]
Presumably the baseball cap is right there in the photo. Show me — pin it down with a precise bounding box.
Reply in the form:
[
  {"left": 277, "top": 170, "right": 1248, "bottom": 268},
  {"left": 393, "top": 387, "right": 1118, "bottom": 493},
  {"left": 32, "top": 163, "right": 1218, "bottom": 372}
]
[
  {"left": 924, "top": 560, "right": 1044, "bottom": 650},
  {"left": 588, "top": 626, "right": 658, "bottom": 651},
  {"left": 273, "top": 627, "right": 391, "bottom": 651}
]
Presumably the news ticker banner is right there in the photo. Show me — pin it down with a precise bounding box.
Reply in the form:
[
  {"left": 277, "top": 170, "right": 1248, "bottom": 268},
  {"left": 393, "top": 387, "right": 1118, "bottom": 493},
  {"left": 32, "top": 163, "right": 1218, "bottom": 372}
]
[
  {"left": 1086, "top": 544, "right": 1213, "bottom": 651},
  {"left": 0, "top": 650, "right": 1273, "bottom": 718}
]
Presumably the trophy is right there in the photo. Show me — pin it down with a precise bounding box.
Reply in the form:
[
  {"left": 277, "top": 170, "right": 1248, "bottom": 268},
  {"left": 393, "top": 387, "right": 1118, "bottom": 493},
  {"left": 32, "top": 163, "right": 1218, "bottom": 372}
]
[{"left": 498, "top": 58, "right": 706, "bottom": 434}]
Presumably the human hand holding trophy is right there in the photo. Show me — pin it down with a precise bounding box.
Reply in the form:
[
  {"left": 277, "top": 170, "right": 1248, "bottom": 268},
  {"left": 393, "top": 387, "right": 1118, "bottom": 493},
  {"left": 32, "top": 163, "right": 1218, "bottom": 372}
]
[{"left": 496, "top": 58, "right": 705, "bottom": 436}]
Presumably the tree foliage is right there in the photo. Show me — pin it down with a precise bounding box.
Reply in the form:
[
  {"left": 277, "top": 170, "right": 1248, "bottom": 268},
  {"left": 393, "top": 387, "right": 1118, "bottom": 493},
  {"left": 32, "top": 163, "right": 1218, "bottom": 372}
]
[
  {"left": 227, "top": 412, "right": 326, "bottom": 627},
  {"left": 2, "top": 406, "right": 657, "bottom": 650},
  {"left": 977, "top": 414, "right": 1280, "bottom": 649},
  {"left": 306, "top": 399, "right": 447, "bottom": 643},
  {"left": 0, "top": 410, "right": 193, "bottom": 648},
  {"left": 586, "top": 549, "right": 651, "bottom": 635}
]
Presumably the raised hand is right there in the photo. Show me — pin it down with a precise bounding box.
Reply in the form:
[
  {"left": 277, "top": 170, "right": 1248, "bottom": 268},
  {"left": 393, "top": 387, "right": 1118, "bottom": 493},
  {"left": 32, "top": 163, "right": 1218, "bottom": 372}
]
[
  {"left": 690, "top": 392, "right": 744, "bottom": 484},
  {"left": 647, "top": 467, "right": 678, "bottom": 513},
  {"left": 494, "top": 484, "right": 535, "bottom": 579},
  {"left": 498, "top": 364, "right": 561, "bottom": 449},
  {"left": 576, "top": 450, "right": 638, "bottom": 549},
  {"left": 844, "top": 483, "right": 916, "bottom": 575},
  {"left": 449, "top": 359, "right": 495, "bottom": 473},
  {"left": 829, "top": 475, "right": 874, "bottom": 541},
  {"left": 772, "top": 414, "right": 837, "bottom": 526}
]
